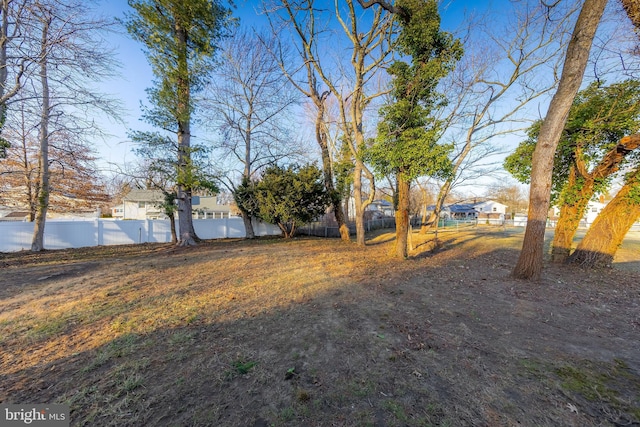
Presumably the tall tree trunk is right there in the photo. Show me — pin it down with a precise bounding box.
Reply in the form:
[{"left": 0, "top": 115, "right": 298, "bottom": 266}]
[
  {"left": 353, "top": 161, "right": 366, "bottom": 246},
  {"left": 168, "top": 211, "right": 178, "bottom": 243},
  {"left": 17, "top": 109, "right": 36, "bottom": 221},
  {"left": 241, "top": 109, "right": 256, "bottom": 239},
  {"left": 350, "top": 63, "right": 375, "bottom": 246},
  {"left": 568, "top": 169, "right": 640, "bottom": 267},
  {"left": 0, "top": 0, "right": 24, "bottom": 123},
  {"left": 315, "top": 92, "right": 350, "bottom": 241},
  {"left": 175, "top": 24, "right": 198, "bottom": 246},
  {"left": 551, "top": 135, "right": 640, "bottom": 261},
  {"left": 176, "top": 132, "right": 198, "bottom": 245},
  {"left": 551, "top": 167, "right": 594, "bottom": 262},
  {"left": 0, "top": 0, "right": 8, "bottom": 154},
  {"left": 395, "top": 172, "right": 410, "bottom": 258},
  {"left": 241, "top": 210, "right": 255, "bottom": 239},
  {"left": 31, "top": 16, "right": 51, "bottom": 252},
  {"left": 343, "top": 184, "right": 350, "bottom": 221},
  {"left": 350, "top": 160, "right": 376, "bottom": 246},
  {"left": 551, "top": 134, "right": 640, "bottom": 262},
  {"left": 512, "top": 0, "right": 606, "bottom": 280}
]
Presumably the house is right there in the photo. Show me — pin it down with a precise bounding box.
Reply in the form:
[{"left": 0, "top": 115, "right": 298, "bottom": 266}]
[
  {"left": 583, "top": 201, "right": 606, "bottom": 224},
  {"left": 473, "top": 200, "right": 508, "bottom": 221},
  {"left": 550, "top": 200, "right": 607, "bottom": 225},
  {"left": 448, "top": 203, "right": 478, "bottom": 219},
  {"left": 366, "top": 199, "right": 394, "bottom": 218},
  {"left": 425, "top": 200, "right": 508, "bottom": 221},
  {"left": 0, "top": 210, "right": 30, "bottom": 221},
  {"left": 112, "top": 189, "right": 234, "bottom": 220},
  {"left": 112, "top": 189, "right": 165, "bottom": 220},
  {"left": 191, "top": 194, "right": 233, "bottom": 219}
]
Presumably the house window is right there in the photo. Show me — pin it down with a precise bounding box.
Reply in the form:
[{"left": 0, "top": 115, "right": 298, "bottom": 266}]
[
  {"left": 138, "top": 202, "right": 145, "bottom": 208},
  {"left": 492, "top": 207, "right": 497, "bottom": 212}
]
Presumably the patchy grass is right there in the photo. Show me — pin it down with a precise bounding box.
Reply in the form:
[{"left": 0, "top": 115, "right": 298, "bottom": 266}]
[{"left": 1, "top": 230, "right": 640, "bottom": 426}]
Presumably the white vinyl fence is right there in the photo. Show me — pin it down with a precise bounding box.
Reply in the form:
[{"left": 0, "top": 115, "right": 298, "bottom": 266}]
[{"left": 0, "top": 218, "right": 281, "bottom": 253}]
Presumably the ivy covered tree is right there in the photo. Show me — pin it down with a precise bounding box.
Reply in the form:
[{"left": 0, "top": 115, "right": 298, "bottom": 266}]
[
  {"left": 124, "top": 0, "right": 233, "bottom": 246},
  {"left": 367, "top": 0, "right": 461, "bottom": 258},
  {"left": 568, "top": 160, "right": 640, "bottom": 267},
  {"left": 251, "top": 163, "right": 330, "bottom": 238},
  {"left": 505, "top": 80, "right": 640, "bottom": 262}
]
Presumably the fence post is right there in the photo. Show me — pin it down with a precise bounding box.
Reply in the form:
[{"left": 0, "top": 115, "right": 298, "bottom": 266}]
[{"left": 95, "top": 219, "right": 103, "bottom": 246}]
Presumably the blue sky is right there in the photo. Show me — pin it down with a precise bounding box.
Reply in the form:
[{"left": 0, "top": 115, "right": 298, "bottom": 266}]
[
  {"left": 93, "top": 0, "right": 502, "bottom": 176},
  {"left": 93, "top": 0, "right": 283, "bottom": 170}
]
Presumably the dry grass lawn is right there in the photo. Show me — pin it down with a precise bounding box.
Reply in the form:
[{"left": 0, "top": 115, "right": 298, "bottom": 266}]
[{"left": 1, "top": 228, "right": 639, "bottom": 426}]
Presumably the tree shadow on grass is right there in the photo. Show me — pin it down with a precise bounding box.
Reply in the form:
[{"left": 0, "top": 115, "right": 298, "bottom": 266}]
[{"left": 2, "top": 240, "right": 640, "bottom": 427}]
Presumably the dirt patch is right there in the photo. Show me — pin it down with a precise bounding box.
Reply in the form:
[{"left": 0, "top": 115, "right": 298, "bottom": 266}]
[{"left": 1, "top": 230, "right": 639, "bottom": 426}]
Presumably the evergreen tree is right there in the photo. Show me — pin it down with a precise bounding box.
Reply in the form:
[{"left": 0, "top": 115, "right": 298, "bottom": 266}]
[
  {"left": 367, "top": 0, "right": 461, "bottom": 258},
  {"left": 252, "top": 164, "right": 330, "bottom": 238},
  {"left": 124, "top": 0, "right": 233, "bottom": 246}
]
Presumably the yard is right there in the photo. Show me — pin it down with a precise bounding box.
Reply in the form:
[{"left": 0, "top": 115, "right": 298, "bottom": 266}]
[{"left": 1, "top": 228, "right": 639, "bottom": 426}]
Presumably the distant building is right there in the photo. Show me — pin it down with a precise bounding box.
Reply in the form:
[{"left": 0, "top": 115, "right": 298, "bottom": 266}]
[
  {"left": 550, "top": 200, "right": 606, "bottom": 225},
  {"left": 367, "top": 199, "right": 394, "bottom": 218},
  {"left": 191, "top": 194, "right": 233, "bottom": 219},
  {"left": 112, "top": 189, "right": 233, "bottom": 220},
  {"left": 425, "top": 200, "right": 508, "bottom": 221},
  {"left": 112, "top": 189, "right": 165, "bottom": 220},
  {"left": 474, "top": 200, "right": 508, "bottom": 221},
  {"left": 447, "top": 203, "right": 478, "bottom": 219},
  {"left": 0, "top": 210, "right": 30, "bottom": 221}
]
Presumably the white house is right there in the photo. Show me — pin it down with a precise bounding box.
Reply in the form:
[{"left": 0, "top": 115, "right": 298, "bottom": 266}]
[
  {"left": 112, "top": 189, "right": 164, "bottom": 220},
  {"left": 191, "top": 194, "right": 233, "bottom": 219},
  {"left": 367, "top": 199, "right": 394, "bottom": 218},
  {"left": 473, "top": 200, "right": 508, "bottom": 220},
  {"left": 584, "top": 201, "right": 606, "bottom": 224},
  {"left": 112, "top": 189, "right": 234, "bottom": 220}
]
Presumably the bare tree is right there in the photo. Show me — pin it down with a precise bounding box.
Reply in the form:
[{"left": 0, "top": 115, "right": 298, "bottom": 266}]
[
  {"left": 0, "top": 99, "right": 108, "bottom": 219},
  {"left": 264, "top": 4, "right": 351, "bottom": 240},
  {"left": 205, "top": 29, "right": 300, "bottom": 239},
  {"left": 274, "top": 0, "right": 396, "bottom": 246},
  {"left": 5, "top": 0, "right": 122, "bottom": 251},
  {"left": 1, "top": 0, "right": 31, "bottom": 151},
  {"left": 512, "top": 0, "right": 608, "bottom": 280},
  {"left": 423, "top": 0, "right": 579, "bottom": 232}
]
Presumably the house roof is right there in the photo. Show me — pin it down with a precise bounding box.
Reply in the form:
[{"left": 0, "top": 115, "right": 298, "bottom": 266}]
[
  {"left": 449, "top": 203, "right": 476, "bottom": 213},
  {"left": 369, "top": 199, "right": 393, "bottom": 209},
  {"left": 473, "top": 200, "right": 508, "bottom": 209},
  {"left": 123, "top": 189, "right": 164, "bottom": 202},
  {"left": 0, "top": 211, "right": 30, "bottom": 221}
]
